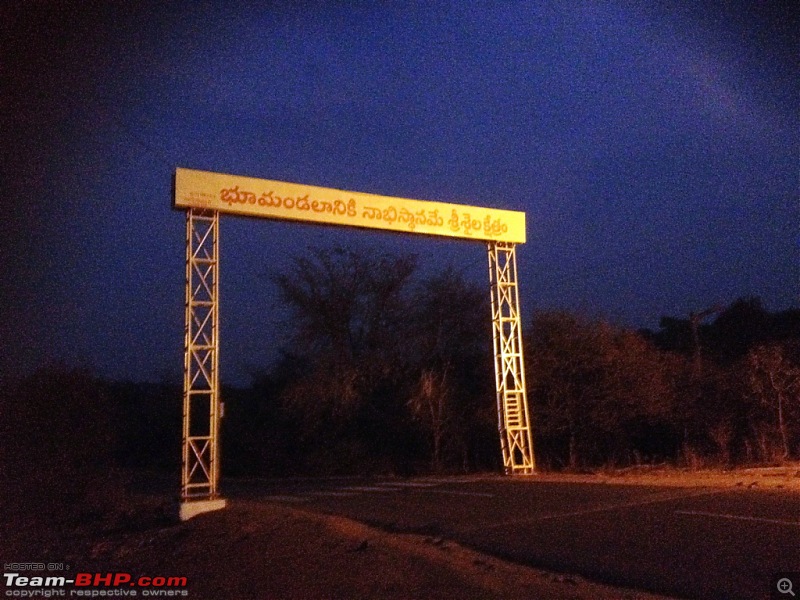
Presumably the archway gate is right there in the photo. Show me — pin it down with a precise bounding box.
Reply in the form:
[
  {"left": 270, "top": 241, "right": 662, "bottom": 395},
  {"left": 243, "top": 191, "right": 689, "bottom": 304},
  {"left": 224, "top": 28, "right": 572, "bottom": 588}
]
[{"left": 175, "top": 167, "right": 535, "bottom": 520}]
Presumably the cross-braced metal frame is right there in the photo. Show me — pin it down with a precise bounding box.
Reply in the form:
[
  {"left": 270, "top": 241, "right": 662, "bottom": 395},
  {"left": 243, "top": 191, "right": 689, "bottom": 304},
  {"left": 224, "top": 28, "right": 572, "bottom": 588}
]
[
  {"left": 488, "top": 241, "right": 536, "bottom": 474},
  {"left": 181, "top": 209, "right": 222, "bottom": 507},
  {"left": 179, "top": 210, "right": 536, "bottom": 517}
]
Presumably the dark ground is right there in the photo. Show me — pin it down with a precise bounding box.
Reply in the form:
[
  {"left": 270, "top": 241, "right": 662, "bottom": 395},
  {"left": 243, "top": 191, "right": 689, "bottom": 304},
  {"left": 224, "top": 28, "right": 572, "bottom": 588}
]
[
  {"left": 3, "top": 468, "right": 798, "bottom": 599},
  {"left": 227, "top": 468, "right": 800, "bottom": 600}
]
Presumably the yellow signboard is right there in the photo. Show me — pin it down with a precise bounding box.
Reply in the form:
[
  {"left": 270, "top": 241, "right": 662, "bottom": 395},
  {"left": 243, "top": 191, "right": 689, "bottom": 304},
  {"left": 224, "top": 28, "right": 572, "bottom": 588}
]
[{"left": 174, "top": 168, "right": 526, "bottom": 244}]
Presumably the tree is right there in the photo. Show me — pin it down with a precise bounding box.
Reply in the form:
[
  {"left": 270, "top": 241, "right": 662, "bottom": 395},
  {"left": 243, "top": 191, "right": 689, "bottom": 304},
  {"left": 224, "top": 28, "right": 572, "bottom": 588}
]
[
  {"left": 599, "top": 327, "right": 679, "bottom": 463},
  {"left": 272, "top": 246, "right": 419, "bottom": 471},
  {"left": 407, "top": 367, "right": 452, "bottom": 471},
  {"left": 708, "top": 297, "right": 770, "bottom": 364},
  {"left": 743, "top": 343, "right": 800, "bottom": 461},
  {"left": 645, "top": 298, "right": 800, "bottom": 467},
  {"left": 526, "top": 312, "right": 613, "bottom": 469},
  {"left": 405, "top": 267, "right": 495, "bottom": 471},
  {"left": 527, "top": 312, "right": 678, "bottom": 469},
  {"left": 270, "top": 251, "right": 497, "bottom": 473}
]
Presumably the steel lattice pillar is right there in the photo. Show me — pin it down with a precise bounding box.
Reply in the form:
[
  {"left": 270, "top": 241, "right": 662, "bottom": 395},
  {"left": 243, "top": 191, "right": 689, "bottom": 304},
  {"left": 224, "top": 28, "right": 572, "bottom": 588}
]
[
  {"left": 488, "top": 241, "right": 536, "bottom": 474},
  {"left": 180, "top": 208, "right": 225, "bottom": 520}
]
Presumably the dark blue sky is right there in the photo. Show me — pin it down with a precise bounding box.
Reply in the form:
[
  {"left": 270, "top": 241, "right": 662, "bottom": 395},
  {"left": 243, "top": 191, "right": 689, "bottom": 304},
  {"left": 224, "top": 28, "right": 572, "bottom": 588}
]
[{"left": 3, "top": 1, "right": 797, "bottom": 385}]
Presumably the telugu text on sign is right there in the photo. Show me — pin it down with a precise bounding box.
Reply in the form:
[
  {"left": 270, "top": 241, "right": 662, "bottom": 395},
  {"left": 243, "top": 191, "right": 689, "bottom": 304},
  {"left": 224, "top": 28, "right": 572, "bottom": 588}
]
[{"left": 174, "top": 168, "right": 526, "bottom": 244}]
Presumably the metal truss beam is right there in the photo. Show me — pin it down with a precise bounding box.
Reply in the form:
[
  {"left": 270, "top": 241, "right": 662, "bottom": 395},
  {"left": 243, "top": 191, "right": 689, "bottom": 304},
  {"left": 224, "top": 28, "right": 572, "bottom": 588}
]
[
  {"left": 181, "top": 209, "right": 223, "bottom": 510},
  {"left": 488, "top": 241, "right": 536, "bottom": 474}
]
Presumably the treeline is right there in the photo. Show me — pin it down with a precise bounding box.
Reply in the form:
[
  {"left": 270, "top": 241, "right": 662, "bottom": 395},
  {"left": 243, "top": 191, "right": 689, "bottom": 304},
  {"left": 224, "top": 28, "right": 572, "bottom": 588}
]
[
  {"left": 228, "top": 247, "right": 800, "bottom": 474},
  {"left": 529, "top": 301, "right": 800, "bottom": 470},
  {"left": 1, "top": 370, "right": 181, "bottom": 521},
  {"left": 3, "top": 248, "right": 799, "bottom": 496},
  {"left": 226, "top": 247, "right": 499, "bottom": 476}
]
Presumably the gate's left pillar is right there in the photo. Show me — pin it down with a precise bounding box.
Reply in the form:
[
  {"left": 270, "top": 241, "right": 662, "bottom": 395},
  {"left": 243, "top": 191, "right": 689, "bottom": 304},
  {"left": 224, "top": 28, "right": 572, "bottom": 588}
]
[{"left": 180, "top": 208, "right": 225, "bottom": 520}]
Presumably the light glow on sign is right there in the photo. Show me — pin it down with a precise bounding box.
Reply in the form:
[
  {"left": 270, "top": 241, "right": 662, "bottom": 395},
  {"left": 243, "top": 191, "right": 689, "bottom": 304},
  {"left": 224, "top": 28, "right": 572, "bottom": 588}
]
[{"left": 174, "top": 168, "right": 526, "bottom": 244}]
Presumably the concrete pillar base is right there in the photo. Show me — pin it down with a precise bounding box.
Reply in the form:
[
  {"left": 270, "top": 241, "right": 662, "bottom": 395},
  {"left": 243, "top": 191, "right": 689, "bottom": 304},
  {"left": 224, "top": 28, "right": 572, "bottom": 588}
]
[{"left": 179, "top": 498, "right": 227, "bottom": 521}]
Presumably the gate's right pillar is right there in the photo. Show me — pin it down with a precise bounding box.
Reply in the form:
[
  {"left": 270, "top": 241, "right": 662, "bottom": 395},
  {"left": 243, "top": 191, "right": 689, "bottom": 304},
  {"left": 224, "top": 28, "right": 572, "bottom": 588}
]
[{"left": 487, "top": 241, "right": 536, "bottom": 474}]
